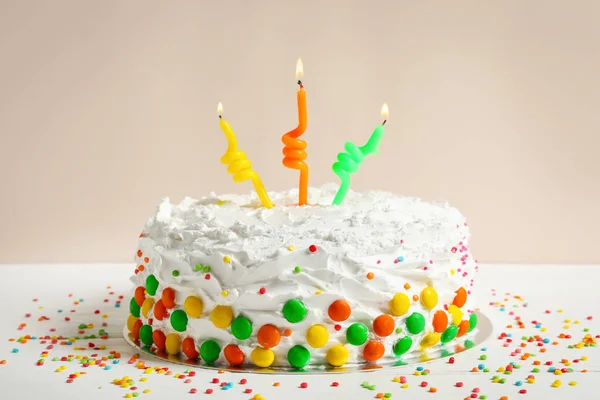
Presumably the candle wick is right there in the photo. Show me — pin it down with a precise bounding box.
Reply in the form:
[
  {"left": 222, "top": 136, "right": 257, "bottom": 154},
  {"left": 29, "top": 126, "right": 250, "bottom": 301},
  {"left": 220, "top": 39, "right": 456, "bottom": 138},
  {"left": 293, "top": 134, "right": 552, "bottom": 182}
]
[
  {"left": 297, "top": 80, "right": 303, "bottom": 89},
  {"left": 219, "top": 115, "right": 222, "bottom": 119},
  {"left": 382, "top": 119, "right": 387, "bottom": 126}
]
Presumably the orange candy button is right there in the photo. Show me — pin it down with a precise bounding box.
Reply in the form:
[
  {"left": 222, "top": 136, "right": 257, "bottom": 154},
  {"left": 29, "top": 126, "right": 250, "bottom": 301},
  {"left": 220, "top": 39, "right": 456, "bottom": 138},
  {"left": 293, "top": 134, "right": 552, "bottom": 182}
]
[
  {"left": 152, "top": 330, "right": 166, "bottom": 351},
  {"left": 452, "top": 287, "right": 467, "bottom": 308},
  {"left": 224, "top": 344, "right": 245, "bottom": 366},
  {"left": 182, "top": 337, "right": 199, "bottom": 360},
  {"left": 132, "top": 319, "right": 143, "bottom": 341},
  {"left": 153, "top": 299, "right": 167, "bottom": 321},
  {"left": 162, "top": 287, "right": 176, "bottom": 309},
  {"left": 134, "top": 287, "right": 146, "bottom": 307},
  {"left": 373, "top": 314, "right": 395, "bottom": 337},
  {"left": 457, "top": 320, "right": 470, "bottom": 338},
  {"left": 363, "top": 341, "right": 385, "bottom": 362},
  {"left": 328, "top": 300, "right": 351, "bottom": 322},
  {"left": 257, "top": 324, "right": 281, "bottom": 349},
  {"left": 432, "top": 310, "right": 448, "bottom": 333}
]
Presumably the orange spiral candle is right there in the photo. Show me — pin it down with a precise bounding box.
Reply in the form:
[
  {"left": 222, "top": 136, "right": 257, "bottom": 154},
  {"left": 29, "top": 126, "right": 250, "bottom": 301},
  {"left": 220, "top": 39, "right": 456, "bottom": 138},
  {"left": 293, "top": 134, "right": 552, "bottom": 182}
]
[{"left": 282, "top": 58, "right": 308, "bottom": 206}]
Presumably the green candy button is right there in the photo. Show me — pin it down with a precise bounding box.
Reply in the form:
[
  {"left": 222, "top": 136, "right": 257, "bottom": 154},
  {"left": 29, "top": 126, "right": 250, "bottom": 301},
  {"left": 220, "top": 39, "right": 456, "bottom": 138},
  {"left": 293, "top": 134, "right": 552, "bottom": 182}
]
[
  {"left": 405, "top": 312, "right": 425, "bottom": 334},
  {"left": 129, "top": 297, "right": 140, "bottom": 318},
  {"left": 145, "top": 274, "right": 159, "bottom": 296},
  {"left": 200, "top": 340, "right": 221, "bottom": 363},
  {"left": 346, "top": 323, "right": 368, "bottom": 346},
  {"left": 170, "top": 309, "right": 188, "bottom": 332},
  {"left": 282, "top": 299, "right": 307, "bottom": 323},
  {"left": 393, "top": 336, "right": 413, "bottom": 356},
  {"left": 231, "top": 316, "right": 252, "bottom": 340},
  {"left": 139, "top": 325, "right": 153, "bottom": 346},
  {"left": 468, "top": 313, "right": 478, "bottom": 332},
  {"left": 287, "top": 345, "right": 311, "bottom": 368},
  {"left": 441, "top": 325, "right": 458, "bottom": 343}
]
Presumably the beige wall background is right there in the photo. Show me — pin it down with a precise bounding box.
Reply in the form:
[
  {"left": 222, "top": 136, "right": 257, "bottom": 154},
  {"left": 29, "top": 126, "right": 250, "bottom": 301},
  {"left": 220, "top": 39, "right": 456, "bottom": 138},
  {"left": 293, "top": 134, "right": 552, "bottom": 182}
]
[{"left": 0, "top": 0, "right": 599, "bottom": 264}]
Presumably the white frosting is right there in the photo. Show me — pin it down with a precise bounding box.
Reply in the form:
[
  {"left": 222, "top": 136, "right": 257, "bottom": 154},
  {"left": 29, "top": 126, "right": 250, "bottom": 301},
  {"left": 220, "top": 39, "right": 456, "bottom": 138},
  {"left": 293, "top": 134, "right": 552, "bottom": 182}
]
[{"left": 130, "top": 183, "right": 478, "bottom": 367}]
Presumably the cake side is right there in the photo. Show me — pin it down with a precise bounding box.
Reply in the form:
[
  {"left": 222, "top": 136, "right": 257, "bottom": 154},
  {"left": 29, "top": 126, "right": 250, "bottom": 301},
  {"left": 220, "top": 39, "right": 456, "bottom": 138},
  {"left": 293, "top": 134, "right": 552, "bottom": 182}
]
[{"left": 127, "top": 184, "right": 478, "bottom": 367}]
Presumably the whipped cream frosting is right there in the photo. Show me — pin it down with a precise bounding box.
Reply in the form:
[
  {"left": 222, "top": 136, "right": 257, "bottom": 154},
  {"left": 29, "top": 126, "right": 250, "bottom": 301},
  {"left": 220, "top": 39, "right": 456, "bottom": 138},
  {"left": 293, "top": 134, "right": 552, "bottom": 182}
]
[{"left": 130, "top": 184, "right": 478, "bottom": 367}]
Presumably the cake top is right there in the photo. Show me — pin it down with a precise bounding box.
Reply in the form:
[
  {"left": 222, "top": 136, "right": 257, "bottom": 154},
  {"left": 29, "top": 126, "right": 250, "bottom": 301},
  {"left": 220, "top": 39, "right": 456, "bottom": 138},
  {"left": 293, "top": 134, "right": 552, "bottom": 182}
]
[{"left": 142, "top": 184, "right": 470, "bottom": 266}]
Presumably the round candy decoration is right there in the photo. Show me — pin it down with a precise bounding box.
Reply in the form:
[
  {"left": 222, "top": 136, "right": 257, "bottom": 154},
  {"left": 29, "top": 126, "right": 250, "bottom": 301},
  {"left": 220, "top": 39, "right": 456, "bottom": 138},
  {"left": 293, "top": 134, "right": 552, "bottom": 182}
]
[
  {"left": 127, "top": 315, "right": 139, "bottom": 332},
  {"left": 363, "top": 341, "right": 385, "bottom": 362},
  {"left": 131, "top": 319, "right": 143, "bottom": 341},
  {"left": 327, "top": 345, "right": 349, "bottom": 367},
  {"left": 134, "top": 286, "right": 146, "bottom": 307},
  {"left": 141, "top": 298, "right": 155, "bottom": 319},
  {"left": 170, "top": 309, "right": 188, "bottom": 332},
  {"left": 161, "top": 287, "right": 176, "bottom": 309},
  {"left": 420, "top": 332, "right": 440, "bottom": 349},
  {"left": 257, "top": 324, "right": 281, "bottom": 349},
  {"left": 393, "top": 336, "right": 413, "bottom": 356},
  {"left": 231, "top": 316, "right": 253, "bottom": 340},
  {"left": 223, "top": 344, "right": 245, "bottom": 366},
  {"left": 182, "top": 337, "right": 199, "bottom": 360},
  {"left": 420, "top": 286, "right": 438, "bottom": 310},
  {"left": 457, "top": 320, "right": 470, "bottom": 338},
  {"left": 139, "top": 324, "right": 153, "bottom": 346},
  {"left": 452, "top": 287, "right": 467, "bottom": 308},
  {"left": 165, "top": 333, "right": 181, "bottom": 355},
  {"left": 152, "top": 330, "right": 166, "bottom": 351},
  {"left": 129, "top": 297, "right": 141, "bottom": 318},
  {"left": 373, "top": 314, "right": 395, "bottom": 337},
  {"left": 282, "top": 299, "right": 307, "bottom": 323},
  {"left": 328, "top": 300, "right": 351, "bottom": 322},
  {"left": 251, "top": 346, "right": 275, "bottom": 368},
  {"left": 432, "top": 310, "right": 448, "bottom": 333},
  {"left": 153, "top": 299, "right": 167, "bottom": 321},
  {"left": 145, "top": 274, "right": 159, "bottom": 296},
  {"left": 448, "top": 305, "right": 464, "bottom": 326},
  {"left": 405, "top": 312, "right": 426, "bottom": 334},
  {"left": 389, "top": 293, "right": 410, "bottom": 316},
  {"left": 200, "top": 340, "right": 221, "bottom": 363},
  {"left": 183, "top": 296, "right": 203, "bottom": 318},
  {"left": 306, "top": 324, "right": 329, "bottom": 348},
  {"left": 346, "top": 323, "right": 368, "bottom": 346},
  {"left": 210, "top": 305, "right": 234, "bottom": 329},
  {"left": 468, "top": 313, "right": 478, "bottom": 332},
  {"left": 287, "top": 345, "right": 311, "bottom": 368},
  {"left": 440, "top": 325, "right": 458, "bottom": 343}
]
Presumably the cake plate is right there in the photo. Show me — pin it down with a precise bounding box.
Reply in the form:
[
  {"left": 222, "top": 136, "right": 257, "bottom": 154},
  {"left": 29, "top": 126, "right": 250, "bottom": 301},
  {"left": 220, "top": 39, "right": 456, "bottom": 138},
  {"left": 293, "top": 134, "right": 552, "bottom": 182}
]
[{"left": 123, "top": 311, "right": 492, "bottom": 374}]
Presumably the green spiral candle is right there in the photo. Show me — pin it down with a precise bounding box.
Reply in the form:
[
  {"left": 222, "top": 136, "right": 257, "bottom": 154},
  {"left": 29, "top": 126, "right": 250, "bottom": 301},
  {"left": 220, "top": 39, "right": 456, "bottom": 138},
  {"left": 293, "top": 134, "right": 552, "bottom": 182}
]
[{"left": 332, "top": 103, "right": 389, "bottom": 205}]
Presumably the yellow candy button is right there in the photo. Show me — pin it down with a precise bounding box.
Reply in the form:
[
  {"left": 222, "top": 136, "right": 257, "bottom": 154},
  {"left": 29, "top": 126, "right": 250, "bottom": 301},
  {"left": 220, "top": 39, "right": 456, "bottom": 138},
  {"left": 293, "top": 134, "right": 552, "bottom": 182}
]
[
  {"left": 210, "top": 305, "right": 234, "bottom": 328},
  {"left": 184, "top": 296, "right": 203, "bottom": 318},
  {"left": 165, "top": 333, "right": 181, "bottom": 355},
  {"left": 420, "top": 332, "right": 441, "bottom": 349},
  {"left": 306, "top": 324, "right": 329, "bottom": 348},
  {"left": 141, "top": 298, "right": 155, "bottom": 319},
  {"left": 448, "top": 305, "right": 463, "bottom": 326},
  {"left": 326, "top": 345, "right": 349, "bottom": 367},
  {"left": 251, "top": 347, "right": 275, "bottom": 367},
  {"left": 420, "top": 287, "right": 438, "bottom": 310},
  {"left": 127, "top": 315, "right": 139, "bottom": 332},
  {"left": 389, "top": 293, "right": 411, "bottom": 316}
]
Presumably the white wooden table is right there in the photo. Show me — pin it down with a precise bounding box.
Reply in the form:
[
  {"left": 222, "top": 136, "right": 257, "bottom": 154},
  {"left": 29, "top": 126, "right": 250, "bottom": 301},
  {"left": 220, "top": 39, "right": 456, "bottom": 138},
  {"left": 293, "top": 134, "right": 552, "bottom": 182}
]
[{"left": 0, "top": 264, "right": 598, "bottom": 399}]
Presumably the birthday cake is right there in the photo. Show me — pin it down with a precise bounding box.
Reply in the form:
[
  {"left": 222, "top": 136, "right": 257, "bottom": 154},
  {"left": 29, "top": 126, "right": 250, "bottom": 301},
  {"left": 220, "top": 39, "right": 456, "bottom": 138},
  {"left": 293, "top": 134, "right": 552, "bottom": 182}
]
[{"left": 126, "top": 184, "right": 478, "bottom": 368}]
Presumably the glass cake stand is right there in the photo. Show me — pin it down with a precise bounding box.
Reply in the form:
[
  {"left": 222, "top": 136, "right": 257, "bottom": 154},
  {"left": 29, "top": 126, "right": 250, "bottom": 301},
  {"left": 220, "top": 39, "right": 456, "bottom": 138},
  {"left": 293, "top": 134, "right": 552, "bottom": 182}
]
[{"left": 123, "top": 311, "right": 492, "bottom": 374}]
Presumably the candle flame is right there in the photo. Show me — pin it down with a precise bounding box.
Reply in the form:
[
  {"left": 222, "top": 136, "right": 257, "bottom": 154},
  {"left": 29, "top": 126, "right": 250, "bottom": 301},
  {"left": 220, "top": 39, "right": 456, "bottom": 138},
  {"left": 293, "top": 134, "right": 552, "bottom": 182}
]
[
  {"left": 217, "top": 102, "right": 223, "bottom": 115},
  {"left": 296, "top": 58, "right": 304, "bottom": 80},
  {"left": 381, "top": 103, "right": 389, "bottom": 120}
]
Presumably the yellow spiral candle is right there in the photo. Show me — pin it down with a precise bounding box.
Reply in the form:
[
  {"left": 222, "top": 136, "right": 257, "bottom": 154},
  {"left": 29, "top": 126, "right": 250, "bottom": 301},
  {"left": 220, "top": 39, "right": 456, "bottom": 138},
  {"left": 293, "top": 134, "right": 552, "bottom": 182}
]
[{"left": 217, "top": 102, "right": 274, "bottom": 208}]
